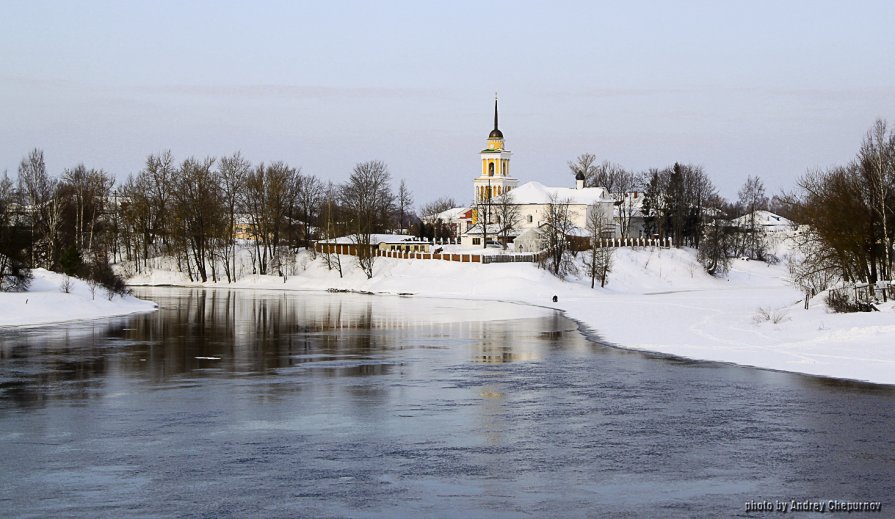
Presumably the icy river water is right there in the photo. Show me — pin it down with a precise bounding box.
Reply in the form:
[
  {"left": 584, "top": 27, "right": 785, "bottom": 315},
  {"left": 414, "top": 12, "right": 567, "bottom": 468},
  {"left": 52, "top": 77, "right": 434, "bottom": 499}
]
[{"left": 1, "top": 287, "right": 893, "bottom": 518}]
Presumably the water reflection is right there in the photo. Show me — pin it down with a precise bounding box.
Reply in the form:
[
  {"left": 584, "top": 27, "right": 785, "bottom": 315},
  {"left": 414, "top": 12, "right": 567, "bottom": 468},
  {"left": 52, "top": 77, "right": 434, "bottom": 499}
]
[
  {"left": 1, "top": 288, "right": 893, "bottom": 518},
  {"left": 0, "top": 289, "right": 567, "bottom": 409}
]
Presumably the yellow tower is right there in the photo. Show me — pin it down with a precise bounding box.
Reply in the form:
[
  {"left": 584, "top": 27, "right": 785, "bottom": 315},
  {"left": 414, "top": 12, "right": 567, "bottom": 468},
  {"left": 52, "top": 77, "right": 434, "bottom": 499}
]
[{"left": 474, "top": 95, "right": 517, "bottom": 203}]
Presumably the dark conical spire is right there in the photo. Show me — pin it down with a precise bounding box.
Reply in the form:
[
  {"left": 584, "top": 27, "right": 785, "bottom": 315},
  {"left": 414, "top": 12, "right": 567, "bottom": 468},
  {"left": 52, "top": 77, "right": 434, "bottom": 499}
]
[{"left": 489, "top": 93, "right": 504, "bottom": 139}]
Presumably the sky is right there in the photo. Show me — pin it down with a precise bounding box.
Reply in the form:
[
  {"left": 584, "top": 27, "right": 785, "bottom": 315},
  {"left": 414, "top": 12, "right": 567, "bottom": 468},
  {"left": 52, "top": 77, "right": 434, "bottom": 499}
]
[{"left": 2, "top": 0, "right": 894, "bottom": 206}]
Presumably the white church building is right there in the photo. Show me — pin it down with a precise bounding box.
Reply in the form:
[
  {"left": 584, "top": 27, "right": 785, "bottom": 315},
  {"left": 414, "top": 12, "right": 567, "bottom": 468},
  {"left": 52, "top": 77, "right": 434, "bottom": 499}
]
[{"left": 453, "top": 98, "right": 615, "bottom": 249}]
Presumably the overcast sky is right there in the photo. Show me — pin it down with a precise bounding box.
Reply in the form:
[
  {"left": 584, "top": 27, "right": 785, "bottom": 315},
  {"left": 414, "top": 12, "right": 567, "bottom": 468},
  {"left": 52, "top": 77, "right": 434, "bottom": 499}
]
[{"left": 2, "top": 0, "right": 894, "bottom": 205}]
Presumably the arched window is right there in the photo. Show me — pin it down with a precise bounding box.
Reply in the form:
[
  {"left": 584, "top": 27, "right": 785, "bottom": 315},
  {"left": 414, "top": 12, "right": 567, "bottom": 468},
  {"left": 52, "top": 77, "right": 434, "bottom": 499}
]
[
  {"left": 488, "top": 162, "right": 494, "bottom": 176},
  {"left": 527, "top": 214, "right": 533, "bottom": 223}
]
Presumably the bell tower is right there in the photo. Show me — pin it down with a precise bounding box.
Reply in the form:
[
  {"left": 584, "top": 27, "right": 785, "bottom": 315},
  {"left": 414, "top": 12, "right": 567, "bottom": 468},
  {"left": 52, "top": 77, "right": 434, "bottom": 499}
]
[{"left": 474, "top": 95, "right": 517, "bottom": 203}]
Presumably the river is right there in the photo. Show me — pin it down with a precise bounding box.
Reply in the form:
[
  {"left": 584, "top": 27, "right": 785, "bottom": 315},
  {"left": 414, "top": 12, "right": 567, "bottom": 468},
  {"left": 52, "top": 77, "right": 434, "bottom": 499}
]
[{"left": 0, "top": 287, "right": 892, "bottom": 518}]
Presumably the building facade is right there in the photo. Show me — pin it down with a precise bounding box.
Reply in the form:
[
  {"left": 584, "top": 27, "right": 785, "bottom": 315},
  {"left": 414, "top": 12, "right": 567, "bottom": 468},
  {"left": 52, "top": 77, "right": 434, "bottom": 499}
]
[{"left": 459, "top": 98, "right": 615, "bottom": 249}]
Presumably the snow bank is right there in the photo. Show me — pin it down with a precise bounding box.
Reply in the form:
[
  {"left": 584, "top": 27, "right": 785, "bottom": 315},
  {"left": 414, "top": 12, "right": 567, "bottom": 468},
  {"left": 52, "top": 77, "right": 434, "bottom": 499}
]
[
  {"left": 0, "top": 269, "right": 157, "bottom": 327},
  {"left": 125, "top": 246, "right": 895, "bottom": 386}
]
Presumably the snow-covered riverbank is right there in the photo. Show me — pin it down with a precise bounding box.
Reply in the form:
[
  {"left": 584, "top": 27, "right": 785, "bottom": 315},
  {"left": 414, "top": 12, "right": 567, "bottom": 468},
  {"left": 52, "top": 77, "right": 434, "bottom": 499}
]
[
  {"left": 126, "top": 248, "right": 895, "bottom": 385},
  {"left": 0, "top": 269, "right": 157, "bottom": 327}
]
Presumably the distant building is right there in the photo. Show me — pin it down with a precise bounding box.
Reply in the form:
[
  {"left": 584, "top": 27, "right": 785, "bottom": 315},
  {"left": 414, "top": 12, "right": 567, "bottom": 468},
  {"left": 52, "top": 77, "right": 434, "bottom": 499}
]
[
  {"left": 729, "top": 210, "right": 795, "bottom": 232},
  {"left": 316, "top": 234, "right": 431, "bottom": 255},
  {"left": 458, "top": 97, "right": 615, "bottom": 249}
]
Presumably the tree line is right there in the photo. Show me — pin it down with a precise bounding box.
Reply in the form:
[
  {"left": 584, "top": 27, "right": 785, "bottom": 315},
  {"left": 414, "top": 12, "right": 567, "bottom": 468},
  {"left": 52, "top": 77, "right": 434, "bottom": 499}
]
[
  {"left": 0, "top": 149, "right": 416, "bottom": 289},
  {"left": 567, "top": 152, "right": 780, "bottom": 276},
  {"left": 787, "top": 119, "right": 895, "bottom": 303}
]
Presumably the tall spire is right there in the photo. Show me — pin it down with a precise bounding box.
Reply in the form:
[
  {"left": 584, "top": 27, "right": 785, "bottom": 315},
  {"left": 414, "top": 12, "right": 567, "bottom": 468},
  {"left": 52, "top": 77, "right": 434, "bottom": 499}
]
[
  {"left": 493, "top": 92, "right": 499, "bottom": 132},
  {"left": 488, "top": 93, "right": 504, "bottom": 140}
]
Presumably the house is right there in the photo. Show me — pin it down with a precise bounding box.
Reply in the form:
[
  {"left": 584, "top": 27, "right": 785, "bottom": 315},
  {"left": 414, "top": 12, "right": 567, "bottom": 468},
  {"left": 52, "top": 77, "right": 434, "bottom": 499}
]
[
  {"left": 315, "top": 234, "right": 431, "bottom": 256},
  {"left": 730, "top": 210, "right": 795, "bottom": 232},
  {"left": 422, "top": 206, "right": 469, "bottom": 241}
]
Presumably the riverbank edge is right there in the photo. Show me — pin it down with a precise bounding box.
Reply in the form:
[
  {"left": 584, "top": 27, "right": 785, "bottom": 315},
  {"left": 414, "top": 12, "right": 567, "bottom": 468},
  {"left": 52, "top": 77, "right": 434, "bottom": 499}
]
[
  {"left": 0, "top": 306, "right": 159, "bottom": 330},
  {"left": 125, "top": 281, "right": 895, "bottom": 388}
]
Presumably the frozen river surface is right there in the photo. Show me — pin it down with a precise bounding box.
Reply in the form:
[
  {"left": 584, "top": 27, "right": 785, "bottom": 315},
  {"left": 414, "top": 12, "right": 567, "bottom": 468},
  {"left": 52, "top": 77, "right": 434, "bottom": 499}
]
[{"left": 0, "top": 288, "right": 893, "bottom": 518}]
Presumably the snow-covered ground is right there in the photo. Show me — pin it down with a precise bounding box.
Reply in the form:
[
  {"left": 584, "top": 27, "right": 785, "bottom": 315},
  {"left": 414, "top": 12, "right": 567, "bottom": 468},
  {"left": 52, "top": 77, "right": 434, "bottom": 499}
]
[
  {"left": 125, "top": 245, "right": 895, "bottom": 386},
  {"left": 0, "top": 269, "right": 157, "bottom": 327}
]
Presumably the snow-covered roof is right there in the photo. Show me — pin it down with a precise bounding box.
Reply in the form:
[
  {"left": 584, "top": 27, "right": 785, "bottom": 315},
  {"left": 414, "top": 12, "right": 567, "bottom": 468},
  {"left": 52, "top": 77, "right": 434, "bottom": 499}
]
[
  {"left": 514, "top": 223, "right": 588, "bottom": 237},
  {"left": 508, "top": 181, "right": 612, "bottom": 205},
  {"left": 730, "top": 210, "right": 794, "bottom": 230},
  {"left": 425, "top": 206, "right": 469, "bottom": 223},
  {"left": 318, "top": 234, "right": 429, "bottom": 245},
  {"left": 463, "top": 223, "right": 505, "bottom": 236}
]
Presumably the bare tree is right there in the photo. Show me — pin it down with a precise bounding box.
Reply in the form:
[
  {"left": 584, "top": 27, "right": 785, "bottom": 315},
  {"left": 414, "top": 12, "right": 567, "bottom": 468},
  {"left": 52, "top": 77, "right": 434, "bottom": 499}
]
[
  {"left": 296, "top": 172, "right": 324, "bottom": 250},
  {"left": 218, "top": 152, "right": 250, "bottom": 282},
  {"left": 172, "top": 157, "right": 222, "bottom": 283},
  {"left": 583, "top": 207, "right": 613, "bottom": 288},
  {"left": 697, "top": 195, "right": 734, "bottom": 276},
  {"left": 684, "top": 165, "right": 716, "bottom": 248},
  {"left": 568, "top": 154, "right": 632, "bottom": 193},
  {"left": 120, "top": 172, "right": 154, "bottom": 271},
  {"left": 320, "top": 181, "right": 344, "bottom": 277},
  {"left": 540, "top": 194, "right": 577, "bottom": 278},
  {"left": 568, "top": 153, "right": 599, "bottom": 186},
  {"left": 737, "top": 175, "right": 768, "bottom": 259},
  {"left": 243, "top": 161, "right": 299, "bottom": 276},
  {"left": 397, "top": 179, "right": 414, "bottom": 234},
  {"left": 421, "top": 197, "right": 458, "bottom": 218},
  {"left": 493, "top": 191, "right": 520, "bottom": 248},
  {"left": 59, "top": 164, "right": 114, "bottom": 262},
  {"left": 144, "top": 151, "right": 176, "bottom": 255},
  {"left": 340, "top": 160, "right": 394, "bottom": 278},
  {"left": 593, "top": 160, "right": 630, "bottom": 193},
  {"left": 613, "top": 169, "right": 639, "bottom": 239},
  {"left": 788, "top": 227, "right": 840, "bottom": 309},
  {"left": 17, "top": 149, "right": 61, "bottom": 269},
  {"left": 858, "top": 118, "right": 895, "bottom": 280},
  {"left": 421, "top": 196, "right": 459, "bottom": 243},
  {"left": 472, "top": 194, "right": 493, "bottom": 249},
  {"left": 794, "top": 165, "right": 873, "bottom": 284}
]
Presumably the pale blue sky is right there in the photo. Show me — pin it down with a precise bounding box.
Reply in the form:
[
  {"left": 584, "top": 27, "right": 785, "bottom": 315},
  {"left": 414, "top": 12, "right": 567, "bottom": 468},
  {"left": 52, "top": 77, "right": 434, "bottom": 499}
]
[{"left": 2, "top": 1, "right": 894, "bottom": 204}]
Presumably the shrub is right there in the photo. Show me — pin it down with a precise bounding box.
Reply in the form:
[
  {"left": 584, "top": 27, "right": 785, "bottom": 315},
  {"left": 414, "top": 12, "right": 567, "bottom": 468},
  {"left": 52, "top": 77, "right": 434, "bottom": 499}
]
[
  {"left": 824, "top": 290, "right": 872, "bottom": 313},
  {"left": 60, "top": 275, "right": 73, "bottom": 294},
  {"left": 753, "top": 306, "right": 790, "bottom": 324},
  {"left": 88, "top": 259, "right": 129, "bottom": 297}
]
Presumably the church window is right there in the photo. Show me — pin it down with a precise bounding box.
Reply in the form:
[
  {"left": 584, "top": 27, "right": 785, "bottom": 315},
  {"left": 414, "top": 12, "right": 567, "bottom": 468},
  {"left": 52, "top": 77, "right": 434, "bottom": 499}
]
[
  {"left": 488, "top": 162, "right": 494, "bottom": 176},
  {"left": 527, "top": 215, "right": 533, "bottom": 223}
]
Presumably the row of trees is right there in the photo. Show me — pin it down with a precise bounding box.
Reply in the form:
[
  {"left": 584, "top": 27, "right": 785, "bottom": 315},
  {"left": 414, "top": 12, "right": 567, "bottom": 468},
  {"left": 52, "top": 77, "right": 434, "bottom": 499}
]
[
  {"left": 1, "top": 149, "right": 123, "bottom": 292},
  {"left": 567, "top": 153, "right": 776, "bottom": 276},
  {"left": 120, "top": 153, "right": 415, "bottom": 281},
  {"left": 788, "top": 119, "right": 895, "bottom": 297},
  {"left": 0, "top": 148, "right": 416, "bottom": 289}
]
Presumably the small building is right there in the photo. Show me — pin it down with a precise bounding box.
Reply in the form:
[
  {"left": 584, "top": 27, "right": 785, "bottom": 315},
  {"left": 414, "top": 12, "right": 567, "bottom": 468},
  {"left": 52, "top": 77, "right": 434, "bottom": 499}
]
[
  {"left": 459, "top": 223, "right": 504, "bottom": 248},
  {"left": 316, "top": 234, "right": 431, "bottom": 255},
  {"left": 730, "top": 210, "right": 795, "bottom": 232}
]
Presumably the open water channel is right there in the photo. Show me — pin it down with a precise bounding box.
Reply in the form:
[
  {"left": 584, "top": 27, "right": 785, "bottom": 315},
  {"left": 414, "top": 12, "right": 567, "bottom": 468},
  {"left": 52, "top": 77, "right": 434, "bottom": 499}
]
[{"left": 0, "top": 287, "right": 893, "bottom": 518}]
